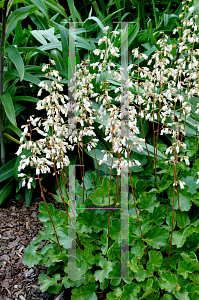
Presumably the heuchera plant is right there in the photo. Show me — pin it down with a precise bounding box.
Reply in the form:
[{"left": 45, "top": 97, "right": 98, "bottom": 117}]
[{"left": 18, "top": 1, "right": 199, "bottom": 298}]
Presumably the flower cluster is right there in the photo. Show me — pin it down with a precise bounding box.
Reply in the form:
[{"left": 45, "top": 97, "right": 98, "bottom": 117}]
[
  {"left": 16, "top": 60, "right": 73, "bottom": 188},
  {"left": 16, "top": 1, "right": 199, "bottom": 188}
]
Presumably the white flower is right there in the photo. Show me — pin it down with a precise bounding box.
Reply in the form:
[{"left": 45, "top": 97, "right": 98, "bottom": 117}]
[
  {"left": 110, "top": 47, "right": 120, "bottom": 57},
  {"left": 142, "top": 54, "right": 148, "bottom": 60},
  {"left": 134, "top": 160, "right": 141, "bottom": 166},
  {"left": 188, "top": 6, "right": 195, "bottom": 13},
  {"left": 185, "top": 157, "right": 190, "bottom": 165},
  {"left": 103, "top": 26, "right": 110, "bottom": 32},
  {"left": 42, "top": 64, "right": 49, "bottom": 72},
  {"left": 93, "top": 49, "right": 101, "bottom": 56},
  {"left": 176, "top": 145, "right": 179, "bottom": 153},
  {"left": 27, "top": 178, "right": 33, "bottom": 189},
  {"left": 137, "top": 144, "right": 143, "bottom": 152},
  {"left": 16, "top": 147, "right": 23, "bottom": 156},
  {"left": 112, "top": 31, "right": 119, "bottom": 37},
  {"left": 133, "top": 49, "right": 139, "bottom": 58},
  {"left": 179, "top": 181, "right": 186, "bottom": 189},
  {"left": 18, "top": 173, "right": 26, "bottom": 178},
  {"left": 37, "top": 89, "right": 42, "bottom": 96},
  {"left": 50, "top": 59, "right": 55, "bottom": 65}
]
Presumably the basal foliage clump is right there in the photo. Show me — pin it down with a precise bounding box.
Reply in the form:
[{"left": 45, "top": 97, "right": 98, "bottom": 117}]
[{"left": 17, "top": 1, "right": 199, "bottom": 299}]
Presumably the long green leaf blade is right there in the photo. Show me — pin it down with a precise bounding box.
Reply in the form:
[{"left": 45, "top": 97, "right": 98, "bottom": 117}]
[
  {"left": 6, "top": 45, "right": 24, "bottom": 81},
  {"left": 30, "top": 0, "right": 48, "bottom": 20},
  {"left": 0, "top": 178, "right": 14, "bottom": 206},
  {"left": 0, "top": 92, "right": 17, "bottom": 126},
  {"left": 43, "top": 0, "right": 68, "bottom": 20},
  {"left": 6, "top": 5, "right": 36, "bottom": 38},
  {"left": 59, "top": 25, "right": 68, "bottom": 72},
  {"left": 13, "top": 96, "right": 39, "bottom": 103},
  {"left": 0, "top": 158, "right": 17, "bottom": 182}
]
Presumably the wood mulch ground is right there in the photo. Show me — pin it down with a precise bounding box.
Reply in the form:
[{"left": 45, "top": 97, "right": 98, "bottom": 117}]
[
  {"left": 0, "top": 193, "right": 71, "bottom": 300},
  {"left": 0, "top": 194, "right": 107, "bottom": 300}
]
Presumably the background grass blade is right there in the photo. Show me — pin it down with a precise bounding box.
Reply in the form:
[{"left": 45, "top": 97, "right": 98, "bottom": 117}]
[
  {"left": 0, "top": 92, "right": 17, "bottom": 127},
  {"left": 0, "top": 177, "right": 14, "bottom": 206},
  {"left": 6, "top": 45, "right": 24, "bottom": 81},
  {"left": 0, "top": 158, "right": 17, "bottom": 182}
]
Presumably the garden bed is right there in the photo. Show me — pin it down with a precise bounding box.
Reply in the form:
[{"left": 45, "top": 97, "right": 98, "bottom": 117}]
[{"left": 0, "top": 196, "right": 53, "bottom": 300}]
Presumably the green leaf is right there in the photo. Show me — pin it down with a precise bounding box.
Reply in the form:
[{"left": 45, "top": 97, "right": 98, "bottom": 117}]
[
  {"left": 48, "top": 283, "right": 62, "bottom": 294},
  {"left": 180, "top": 252, "right": 199, "bottom": 271},
  {"left": 140, "top": 278, "right": 153, "bottom": 299},
  {"left": 31, "top": 27, "right": 59, "bottom": 44},
  {"left": 23, "top": 243, "right": 41, "bottom": 268},
  {"left": 138, "top": 193, "right": 159, "bottom": 213},
  {"left": 38, "top": 203, "right": 62, "bottom": 228},
  {"left": 58, "top": 25, "right": 68, "bottom": 72},
  {"left": 0, "top": 158, "right": 16, "bottom": 182},
  {"left": 160, "top": 271, "right": 177, "bottom": 293},
  {"left": 6, "top": 5, "right": 37, "bottom": 38},
  {"left": 57, "top": 226, "right": 73, "bottom": 249},
  {"left": 83, "top": 16, "right": 105, "bottom": 33},
  {"left": 145, "top": 225, "right": 168, "bottom": 249},
  {"left": 71, "top": 283, "right": 98, "bottom": 300},
  {"left": 38, "top": 273, "right": 60, "bottom": 292},
  {"left": 147, "top": 251, "right": 163, "bottom": 272},
  {"left": 13, "top": 96, "right": 39, "bottom": 103},
  {"left": 168, "top": 188, "right": 192, "bottom": 211},
  {"left": 130, "top": 240, "right": 145, "bottom": 259},
  {"left": 107, "top": 287, "right": 123, "bottom": 299},
  {"left": 67, "top": 0, "right": 82, "bottom": 22},
  {"left": 176, "top": 212, "right": 190, "bottom": 229},
  {"left": 1, "top": 92, "right": 17, "bottom": 126},
  {"left": 180, "top": 176, "right": 198, "bottom": 195},
  {"left": 148, "top": 205, "right": 165, "bottom": 224},
  {"left": 129, "top": 257, "right": 139, "bottom": 273},
  {"left": 109, "top": 218, "right": 120, "bottom": 242},
  {"left": 0, "top": 177, "right": 14, "bottom": 206},
  {"left": 89, "top": 183, "right": 114, "bottom": 206},
  {"left": 43, "top": 0, "right": 68, "bottom": 20},
  {"left": 122, "top": 282, "right": 140, "bottom": 299},
  {"left": 94, "top": 259, "right": 113, "bottom": 282},
  {"left": 134, "top": 265, "right": 152, "bottom": 282},
  {"left": 174, "top": 290, "right": 189, "bottom": 300},
  {"left": 147, "top": 19, "right": 161, "bottom": 51},
  {"left": 51, "top": 49, "right": 64, "bottom": 70},
  {"left": 172, "top": 227, "right": 196, "bottom": 248},
  {"left": 17, "top": 46, "right": 60, "bottom": 62},
  {"left": 31, "top": 0, "right": 48, "bottom": 20},
  {"left": 5, "top": 69, "right": 40, "bottom": 85},
  {"left": 160, "top": 295, "right": 173, "bottom": 300},
  {"left": 25, "top": 186, "right": 33, "bottom": 207},
  {"left": 92, "top": 212, "right": 108, "bottom": 233}
]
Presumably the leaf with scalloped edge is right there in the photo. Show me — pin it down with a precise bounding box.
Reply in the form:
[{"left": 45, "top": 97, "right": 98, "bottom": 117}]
[
  {"left": 71, "top": 283, "right": 98, "bottom": 300},
  {"left": 147, "top": 251, "right": 163, "bottom": 272},
  {"left": 145, "top": 225, "right": 168, "bottom": 249},
  {"left": 160, "top": 271, "right": 177, "bottom": 293},
  {"left": 94, "top": 259, "right": 113, "bottom": 282},
  {"left": 38, "top": 273, "right": 61, "bottom": 292}
]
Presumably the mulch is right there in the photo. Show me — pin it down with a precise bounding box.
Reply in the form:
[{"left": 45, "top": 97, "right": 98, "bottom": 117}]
[
  {"left": 0, "top": 193, "right": 69, "bottom": 300},
  {"left": 0, "top": 194, "right": 107, "bottom": 300}
]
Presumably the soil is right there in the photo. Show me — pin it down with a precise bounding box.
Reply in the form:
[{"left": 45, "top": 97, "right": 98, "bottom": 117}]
[
  {"left": 0, "top": 193, "right": 107, "bottom": 300},
  {"left": 0, "top": 193, "right": 71, "bottom": 300}
]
